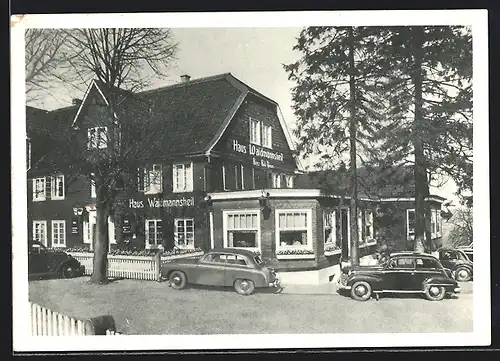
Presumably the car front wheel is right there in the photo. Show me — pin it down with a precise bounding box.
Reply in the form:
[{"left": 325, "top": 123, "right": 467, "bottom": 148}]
[
  {"left": 169, "top": 271, "right": 187, "bottom": 290},
  {"left": 350, "top": 281, "right": 372, "bottom": 301},
  {"left": 424, "top": 285, "right": 446, "bottom": 301},
  {"left": 454, "top": 267, "right": 472, "bottom": 282},
  {"left": 234, "top": 279, "right": 255, "bottom": 295}
]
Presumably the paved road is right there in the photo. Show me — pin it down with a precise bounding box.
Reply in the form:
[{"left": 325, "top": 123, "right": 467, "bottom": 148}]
[{"left": 29, "top": 277, "right": 472, "bottom": 335}]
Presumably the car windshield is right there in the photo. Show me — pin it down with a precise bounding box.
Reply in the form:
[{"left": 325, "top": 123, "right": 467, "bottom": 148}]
[{"left": 456, "top": 250, "right": 469, "bottom": 261}]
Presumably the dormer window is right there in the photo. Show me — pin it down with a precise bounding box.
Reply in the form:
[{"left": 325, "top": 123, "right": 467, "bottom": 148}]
[
  {"left": 250, "top": 118, "right": 261, "bottom": 145},
  {"left": 262, "top": 124, "right": 272, "bottom": 148},
  {"left": 87, "top": 126, "right": 108, "bottom": 149}
]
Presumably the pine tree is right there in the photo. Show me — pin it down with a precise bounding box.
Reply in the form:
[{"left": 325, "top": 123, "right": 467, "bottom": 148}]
[
  {"left": 284, "top": 27, "right": 386, "bottom": 265},
  {"left": 375, "top": 26, "right": 472, "bottom": 252}
]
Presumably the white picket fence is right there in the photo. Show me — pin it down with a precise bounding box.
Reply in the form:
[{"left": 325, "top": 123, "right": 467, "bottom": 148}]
[
  {"left": 30, "top": 302, "right": 121, "bottom": 336},
  {"left": 69, "top": 251, "right": 204, "bottom": 281},
  {"left": 30, "top": 302, "right": 87, "bottom": 336}
]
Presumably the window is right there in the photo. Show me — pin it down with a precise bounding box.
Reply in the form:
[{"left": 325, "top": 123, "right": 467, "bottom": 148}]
[
  {"left": 51, "top": 175, "right": 65, "bottom": 200},
  {"left": 90, "top": 174, "right": 96, "bottom": 198},
  {"left": 436, "top": 210, "right": 442, "bottom": 235},
  {"left": 33, "top": 221, "right": 47, "bottom": 246},
  {"left": 222, "top": 163, "right": 227, "bottom": 190},
  {"left": 388, "top": 257, "right": 415, "bottom": 269},
  {"left": 174, "top": 218, "right": 194, "bottom": 249},
  {"left": 224, "top": 211, "right": 260, "bottom": 250},
  {"left": 272, "top": 173, "right": 281, "bottom": 188},
  {"left": 285, "top": 175, "right": 294, "bottom": 188},
  {"left": 32, "top": 177, "right": 46, "bottom": 201},
  {"left": 276, "top": 210, "right": 312, "bottom": 251},
  {"left": 324, "top": 211, "right": 340, "bottom": 249},
  {"left": 407, "top": 209, "right": 415, "bottom": 240},
  {"left": 87, "top": 126, "right": 108, "bottom": 149},
  {"left": 416, "top": 258, "right": 440, "bottom": 270},
  {"left": 145, "top": 219, "right": 162, "bottom": 248},
  {"left": 251, "top": 167, "right": 256, "bottom": 189},
  {"left": 239, "top": 165, "right": 245, "bottom": 190},
  {"left": 27, "top": 137, "right": 31, "bottom": 170},
  {"left": 139, "top": 164, "right": 163, "bottom": 194},
  {"left": 51, "top": 220, "right": 66, "bottom": 247},
  {"left": 262, "top": 124, "right": 272, "bottom": 148},
  {"left": 357, "top": 208, "right": 363, "bottom": 243},
  {"left": 250, "top": 118, "right": 261, "bottom": 145},
  {"left": 173, "top": 163, "right": 193, "bottom": 193},
  {"left": 365, "top": 209, "right": 374, "bottom": 240}
]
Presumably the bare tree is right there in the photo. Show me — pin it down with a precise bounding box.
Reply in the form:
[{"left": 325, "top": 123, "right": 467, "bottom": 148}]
[
  {"left": 25, "top": 29, "right": 72, "bottom": 102},
  {"left": 52, "top": 28, "right": 178, "bottom": 284}
]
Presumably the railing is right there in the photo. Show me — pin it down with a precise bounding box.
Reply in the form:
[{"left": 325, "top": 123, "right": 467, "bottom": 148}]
[
  {"left": 30, "top": 302, "right": 121, "bottom": 336},
  {"left": 69, "top": 251, "right": 204, "bottom": 281}
]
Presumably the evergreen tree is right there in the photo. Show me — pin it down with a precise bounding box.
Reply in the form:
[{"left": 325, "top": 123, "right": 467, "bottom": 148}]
[
  {"left": 284, "top": 27, "right": 386, "bottom": 265},
  {"left": 375, "top": 26, "right": 472, "bottom": 252}
]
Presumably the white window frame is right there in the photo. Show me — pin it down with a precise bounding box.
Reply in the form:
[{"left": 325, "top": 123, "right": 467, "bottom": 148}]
[
  {"left": 240, "top": 165, "right": 245, "bottom": 190},
  {"left": 285, "top": 175, "right": 294, "bottom": 188},
  {"left": 436, "top": 210, "right": 442, "bottom": 237},
  {"left": 275, "top": 209, "right": 313, "bottom": 252},
  {"left": 431, "top": 209, "right": 437, "bottom": 239},
  {"left": 33, "top": 220, "right": 47, "bottom": 246},
  {"left": 51, "top": 175, "right": 65, "bottom": 200},
  {"left": 262, "top": 124, "right": 272, "bottom": 148},
  {"left": 364, "top": 209, "right": 374, "bottom": 241},
  {"left": 174, "top": 218, "right": 195, "bottom": 249},
  {"left": 143, "top": 164, "right": 163, "bottom": 195},
  {"left": 51, "top": 220, "right": 66, "bottom": 247},
  {"left": 90, "top": 173, "right": 96, "bottom": 198},
  {"left": 407, "top": 209, "right": 415, "bottom": 241},
  {"left": 223, "top": 209, "right": 261, "bottom": 252},
  {"left": 324, "top": 210, "right": 337, "bottom": 246},
  {"left": 87, "top": 126, "right": 108, "bottom": 150},
  {"left": 222, "top": 163, "right": 227, "bottom": 190},
  {"left": 357, "top": 208, "right": 363, "bottom": 243},
  {"left": 249, "top": 117, "right": 261, "bottom": 145},
  {"left": 32, "top": 177, "right": 46, "bottom": 201},
  {"left": 272, "top": 173, "right": 281, "bottom": 188},
  {"left": 145, "top": 219, "right": 163, "bottom": 249},
  {"left": 173, "top": 162, "right": 193, "bottom": 193}
]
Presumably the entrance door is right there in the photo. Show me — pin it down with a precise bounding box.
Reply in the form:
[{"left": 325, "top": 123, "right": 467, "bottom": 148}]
[
  {"left": 83, "top": 210, "right": 97, "bottom": 250},
  {"left": 340, "top": 208, "right": 350, "bottom": 260}
]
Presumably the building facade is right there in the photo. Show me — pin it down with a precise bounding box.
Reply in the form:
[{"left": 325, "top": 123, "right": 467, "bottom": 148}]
[{"left": 27, "top": 73, "right": 443, "bottom": 276}]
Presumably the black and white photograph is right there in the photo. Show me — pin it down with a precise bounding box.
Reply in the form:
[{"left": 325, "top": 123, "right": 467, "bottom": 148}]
[{"left": 11, "top": 10, "right": 490, "bottom": 351}]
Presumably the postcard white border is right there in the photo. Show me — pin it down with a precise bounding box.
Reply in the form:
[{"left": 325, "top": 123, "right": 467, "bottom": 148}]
[{"left": 11, "top": 10, "right": 490, "bottom": 351}]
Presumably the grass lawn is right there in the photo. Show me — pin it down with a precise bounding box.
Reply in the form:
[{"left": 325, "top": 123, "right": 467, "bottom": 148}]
[{"left": 29, "top": 276, "right": 473, "bottom": 335}]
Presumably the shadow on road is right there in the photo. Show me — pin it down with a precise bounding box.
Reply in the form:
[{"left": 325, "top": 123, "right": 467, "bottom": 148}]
[{"left": 336, "top": 289, "right": 461, "bottom": 301}]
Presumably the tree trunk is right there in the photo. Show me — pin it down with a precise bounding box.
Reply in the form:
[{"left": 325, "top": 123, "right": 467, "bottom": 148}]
[
  {"left": 411, "top": 27, "right": 430, "bottom": 253},
  {"left": 348, "top": 27, "right": 360, "bottom": 266},
  {"left": 90, "top": 183, "right": 110, "bottom": 284}
]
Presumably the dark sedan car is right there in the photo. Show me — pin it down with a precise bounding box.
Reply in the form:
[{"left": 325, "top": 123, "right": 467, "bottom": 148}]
[
  {"left": 161, "top": 248, "right": 281, "bottom": 295},
  {"left": 338, "top": 252, "right": 461, "bottom": 301},
  {"left": 28, "top": 240, "right": 85, "bottom": 279},
  {"left": 437, "top": 247, "right": 473, "bottom": 282},
  {"left": 457, "top": 244, "right": 473, "bottom": 262}
]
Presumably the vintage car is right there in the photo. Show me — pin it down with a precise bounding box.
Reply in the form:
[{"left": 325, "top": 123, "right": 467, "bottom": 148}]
[
  {"left": 457, "top": 243, "right": 473, "bottom": 262},
  {"left": 161, "top": 248, "right": 281, "bottom": 295},
  {"left": 437, "top": 247, "right": 473, "bottom": 282},
  {"left": 337, "top": 252, "right": 461, "bottom": 301},
  {"left": 28, "top": 240, "right": 85, "bottom": 279}
]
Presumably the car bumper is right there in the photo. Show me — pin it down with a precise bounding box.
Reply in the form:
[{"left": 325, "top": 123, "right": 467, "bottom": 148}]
[
  {"left": 337, "top": 279, "right": 351, "bottom": 290},
  {"left": 453, "top": 287, "right": 461, "bottom": 293},
  {"left": 76, "top": 265, "right": 86, "bottom": 276}
]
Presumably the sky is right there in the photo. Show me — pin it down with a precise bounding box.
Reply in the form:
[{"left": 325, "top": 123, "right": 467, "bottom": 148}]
[{"left": 28, "top": 26, "right": 459, "bottom": 202}]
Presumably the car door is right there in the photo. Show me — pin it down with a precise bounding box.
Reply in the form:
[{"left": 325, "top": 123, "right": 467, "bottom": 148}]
[
  {"left": 193, "top": 252, "right": 227, "bottom": 286},
  {"left": 413, "top": 257, "right": 443, "bottom": 286},
  {"left": 224, "top": 254, "right": 253, "bottom": 287},
  {"left": 383, "top": 257, "right": 416, "bottom": 291}
]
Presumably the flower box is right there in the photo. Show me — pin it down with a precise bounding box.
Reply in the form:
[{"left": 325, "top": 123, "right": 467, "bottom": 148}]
[
  {"left": 324, "top": 249, "right": 341, "bottom": 256},
  {"left": 276, "top": 254, "right": 316, "bottom": 260}
]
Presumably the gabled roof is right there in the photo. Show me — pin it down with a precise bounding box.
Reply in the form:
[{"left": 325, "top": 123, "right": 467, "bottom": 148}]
[{"left": 65, "top": 73, "right": 298, "bottom": 161}]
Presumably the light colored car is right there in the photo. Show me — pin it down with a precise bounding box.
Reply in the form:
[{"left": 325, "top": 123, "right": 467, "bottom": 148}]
[{"left": 161, "top": 248, "right": 281, "bottom": 295}]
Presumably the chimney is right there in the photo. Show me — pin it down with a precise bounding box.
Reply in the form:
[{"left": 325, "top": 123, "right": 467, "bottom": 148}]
[
  {"left": 72, "top": 98, "right": 82, "bottom": 106},
  {"left": 180, "top": 74, "right": 191, "bottom": 83}
]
